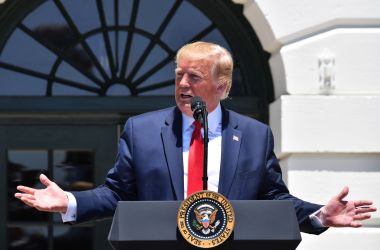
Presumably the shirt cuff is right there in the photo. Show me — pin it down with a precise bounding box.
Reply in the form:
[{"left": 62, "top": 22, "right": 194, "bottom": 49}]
[
  {"left": 60, "top": 192, "right": 77, "bottom": 222},
  {"left": 309, "top": 208, "right": 327, "bottom": 228}
]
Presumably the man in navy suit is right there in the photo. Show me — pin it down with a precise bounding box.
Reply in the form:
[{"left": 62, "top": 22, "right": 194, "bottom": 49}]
[{"left": 15, "top": 41, "right": 376, "bottom": 234}]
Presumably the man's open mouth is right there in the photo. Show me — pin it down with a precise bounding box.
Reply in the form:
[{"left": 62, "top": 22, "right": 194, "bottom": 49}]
[{"left": 180, "top": 94, "right": 193, "bottom": 99}]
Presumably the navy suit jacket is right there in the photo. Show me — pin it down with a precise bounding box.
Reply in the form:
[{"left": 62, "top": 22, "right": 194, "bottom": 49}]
[{"left": 73, "top": 106, "right": 325, "bottom": 234}]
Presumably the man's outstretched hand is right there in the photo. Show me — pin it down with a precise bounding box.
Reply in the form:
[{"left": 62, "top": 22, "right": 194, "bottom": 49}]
[
  {"left": 320, "top": 186, "right": 377, "bottom": 227},
  {"left": 14, "top": 174, "right": 68, "bottom": 213}
]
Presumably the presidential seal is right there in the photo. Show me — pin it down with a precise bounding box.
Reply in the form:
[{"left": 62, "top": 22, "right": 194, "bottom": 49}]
[{"left": 177, "top": 190, "right": 235, "bottom": 248}]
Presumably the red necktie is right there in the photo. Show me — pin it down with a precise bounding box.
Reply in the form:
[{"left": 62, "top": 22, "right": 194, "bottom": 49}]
[{"left": 187, "top": 121, "right": 204, "bottom": 196}]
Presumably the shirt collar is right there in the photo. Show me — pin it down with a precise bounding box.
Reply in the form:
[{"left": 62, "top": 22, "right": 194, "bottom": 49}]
[{"left": 182, "top": 103, "right": 222, "bottom": 133}]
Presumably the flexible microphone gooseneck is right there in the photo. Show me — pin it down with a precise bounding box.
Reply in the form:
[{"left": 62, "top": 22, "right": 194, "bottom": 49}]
[{"left": 190, "top": 96, "right": 208, "bottom": 191}]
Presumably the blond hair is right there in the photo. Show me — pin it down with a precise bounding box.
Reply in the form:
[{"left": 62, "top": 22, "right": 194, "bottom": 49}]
[{"left": 175, "top": 41, "right": 233, "bottom": 99}]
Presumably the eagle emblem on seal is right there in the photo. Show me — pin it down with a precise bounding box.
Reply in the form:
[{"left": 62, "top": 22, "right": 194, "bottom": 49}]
[{"left": 192, "top": 204, "right": 220, "bottom": 235}]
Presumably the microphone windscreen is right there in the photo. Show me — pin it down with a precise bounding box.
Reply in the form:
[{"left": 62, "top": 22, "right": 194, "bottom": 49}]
[{"left": 191, "top": 96, "right": 203, "bottom": 112}]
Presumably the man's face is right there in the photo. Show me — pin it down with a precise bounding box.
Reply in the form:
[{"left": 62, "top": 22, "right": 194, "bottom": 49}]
[{"left": 175, "top": 56, "right": 226, "bottom": 117}]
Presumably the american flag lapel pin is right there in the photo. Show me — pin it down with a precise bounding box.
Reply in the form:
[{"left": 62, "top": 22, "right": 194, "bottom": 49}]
[{"left": 233, "top": 135, "right": 239, "bottom": 142}]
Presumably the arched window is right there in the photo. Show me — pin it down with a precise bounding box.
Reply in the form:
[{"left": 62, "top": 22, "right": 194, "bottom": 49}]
[{"left": 0, "top": 0, "right": 272, "bottom": 120}]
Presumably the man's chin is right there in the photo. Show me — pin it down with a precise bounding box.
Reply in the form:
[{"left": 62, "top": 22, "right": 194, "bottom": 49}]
[{"left": 177, "top": 104, "right": 192, "bottom": 117}]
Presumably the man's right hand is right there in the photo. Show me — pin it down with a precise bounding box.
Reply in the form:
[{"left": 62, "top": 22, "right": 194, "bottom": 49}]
[{"left": 15, "top": 174, "right": 69, "bottom": 213}]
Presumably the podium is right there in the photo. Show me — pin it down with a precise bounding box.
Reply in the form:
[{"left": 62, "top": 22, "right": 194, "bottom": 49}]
[{"left": 108, "top": 200, "right": 301, "bottom": 250}]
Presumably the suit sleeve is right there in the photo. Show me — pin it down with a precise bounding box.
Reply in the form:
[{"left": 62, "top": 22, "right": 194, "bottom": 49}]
[
  {"left": 71, "top": 118, "right": 138, "bottom": 223},
  {"left": 259, "top": 127, "right": 327, "bottom": 234}
]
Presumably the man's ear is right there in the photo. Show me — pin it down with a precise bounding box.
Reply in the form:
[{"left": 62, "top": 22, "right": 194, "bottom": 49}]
[{"left": 216, "top": 81, "right": 227, "bottom": 95}]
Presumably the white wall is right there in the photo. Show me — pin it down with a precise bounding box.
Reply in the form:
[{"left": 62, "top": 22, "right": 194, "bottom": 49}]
[
  {"left": 238, "top": 0, "right": 380, "bottom": 52},
  {"left": 270, "top": 96, "right": 380, "bottom": 155},
  {"left": 274, "top": 28, "right": 380, "bottom": 98},
  {"left": 234, "top": 0, "right": 380, "bottom": 249}
]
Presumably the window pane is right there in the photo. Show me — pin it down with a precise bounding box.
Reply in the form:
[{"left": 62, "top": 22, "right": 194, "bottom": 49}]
[
  {"left": 53, "top": 60, "right": 99, "bottom": 96},
  {"left": 124, "top": 34, "right": 150, "bottom": 77},
  {"left": 133, "top": 45, "right": 171, "bottom": 82},
  {"left": 53, "top": 150, "right": 94, "bottom": 223},
  {"left": 1, "top": 28, "right": 57, "bottom": 73},
  {"left": 114, "top": 31, "right": 128, "bottom": 74},
  {"left": 202, "top": 29, "right": 231, "bottom": 51},
  {"left": 118, "top": 0, "right": 133, "bottom": 26},
  {"left": 86, "top": 34, "right": 112, "bottom": 76},
  {"left": 54, "top": 226, "right": 93, "bottom": 250},
  {"left": 55, "top": 62, "right": 99, "bottom": 89},
  {"left": 135, "top": 0, "right": 176, "bottom": 34},
  {"left": 8, "top": 150, "right": 48, "bottom": 222},
  {"left": 106, "top": 84, "right": 131, "bottom": 96},
  {"left": 8, "top": 226, "right": 48, "bottom": 250},
  {"left": 23, "top": 1, "right": 68, "bottom": 31},
  {"left": 60, "top": 0, "right": 100, "bottom": 33},
  {"left": 161, "top": 1, "right": 212, "bottom": 50},
  {"left": 0, "top": 68, "right": 46, "bottom": 96},
  {"left": 52, "top": 83, "right": 98, "bottom": 96},
  {"left": 53, "top": 150, "right": 94, "bottom": 191}
]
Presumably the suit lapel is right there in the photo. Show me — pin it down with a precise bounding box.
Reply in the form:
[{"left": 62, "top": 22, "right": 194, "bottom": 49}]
[
  {"left": 161, "top": 108, "right": 184, "bottom": 200},
  {"left": 218, "top": 108, "right": 242, "bottom": 197}
]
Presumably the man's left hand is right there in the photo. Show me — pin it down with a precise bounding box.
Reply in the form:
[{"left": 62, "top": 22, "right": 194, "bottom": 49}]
[{"left": 319, "top": 186, "right": 377, "bottom": 227}]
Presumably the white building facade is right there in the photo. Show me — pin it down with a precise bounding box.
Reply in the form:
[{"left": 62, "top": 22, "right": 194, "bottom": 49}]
[
  {"left": 233, "top": 0, "right": 380, "bottom": 249},
  {"left": 0, "top": 0, "right": 378, "bottom": 249}
]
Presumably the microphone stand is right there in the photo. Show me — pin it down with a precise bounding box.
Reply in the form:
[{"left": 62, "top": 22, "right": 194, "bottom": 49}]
[{"left": 201, "top": 108, "right": 208, "bottom": 190}]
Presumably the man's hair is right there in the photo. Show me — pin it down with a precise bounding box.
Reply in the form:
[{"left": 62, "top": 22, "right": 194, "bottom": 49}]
[{"left": 175, "top": 41, "right": 233, "bottom": 99}]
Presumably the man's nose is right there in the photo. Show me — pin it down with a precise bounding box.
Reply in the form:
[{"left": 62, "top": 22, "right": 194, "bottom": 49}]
[{"left": 178, "top": 75, "right": 190, "bottom": 87}]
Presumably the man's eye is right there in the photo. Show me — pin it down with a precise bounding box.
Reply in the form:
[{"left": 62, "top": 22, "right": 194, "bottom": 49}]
[{"left": 190, "top": 75, "right": 201, "bottom": 81}]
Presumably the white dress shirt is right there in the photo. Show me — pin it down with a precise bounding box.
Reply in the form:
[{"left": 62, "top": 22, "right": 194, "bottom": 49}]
[{"left": 182, "top": 103, "right": 222, "bottom": 197}]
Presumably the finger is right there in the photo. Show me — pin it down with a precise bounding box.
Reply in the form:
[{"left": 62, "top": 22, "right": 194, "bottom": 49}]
[
  {"left": 355, "top": 206, "right": 377, "bottom": 214},
  {"left": 14, "top": 193, "right": 23, "bottom": 199},
  {"left": 16, "top": 185, "right": 36, "bottom": 195},
  {"left": 15, "top": 193, "right": 36, "bottom": 201},
  {"left": 20, "top": 196, "right": 37, "bottom": 208},
  {"left": 354, "top": 200, "right": 374, "bottom": 207},
  {"left": 336, "top": 186, "right": 349, "bottom": 200},
  {"left": 349, "top": 221, "right": 362, "bottom": 228},
  {"left": 18, "top": 197, "right": 51, "bottom": 212},
  {"left": 353, "top": 213, "right": 371, "bottom": 221},
  {"left": 40, "top": 174, "right": 52, "bottom": 187}
]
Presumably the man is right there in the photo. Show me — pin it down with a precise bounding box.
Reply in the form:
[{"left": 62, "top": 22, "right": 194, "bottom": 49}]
[{"left": 15, "top": 42, "right": 376, "bottom": 234}]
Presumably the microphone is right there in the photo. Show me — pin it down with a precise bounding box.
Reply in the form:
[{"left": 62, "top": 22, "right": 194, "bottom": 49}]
[
  {"left": 190, "top": 96, "right": 208, "bottom": 190},
  {"left": 191, "top": 96, "right": 206, "bottom": 123}
]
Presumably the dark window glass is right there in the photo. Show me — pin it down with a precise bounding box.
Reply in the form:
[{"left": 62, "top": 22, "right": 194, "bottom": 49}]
[
  {"left": 53, "top": 150, "right": 94, "bottom": 191},
  {"left": 53, "top": 226, "right": 93, "bottom": 250},
  {"left": 7, "top": 149, "right": 95, "bottom": 247},
  {"left": 53, "top": 150, "right": 94, "bottom": 223},
  {"left": 8, "top": 150, "right": 48, "bottom": 222},
  {"left": 8, "top": 226, "right": 48, "bottom": 250}
]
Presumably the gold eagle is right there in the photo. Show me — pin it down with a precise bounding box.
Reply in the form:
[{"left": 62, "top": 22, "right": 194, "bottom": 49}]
[{"left": 195, "top": 209, "right": 218, "bottom": 227}]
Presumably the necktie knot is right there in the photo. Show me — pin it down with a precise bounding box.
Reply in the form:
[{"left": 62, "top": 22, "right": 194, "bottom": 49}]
[
  {"left": 193, "top": 120, "right": 202, "bottom": 130},
  {"left": 191, "top": 121, "right": 203, "bottom": 144}
]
